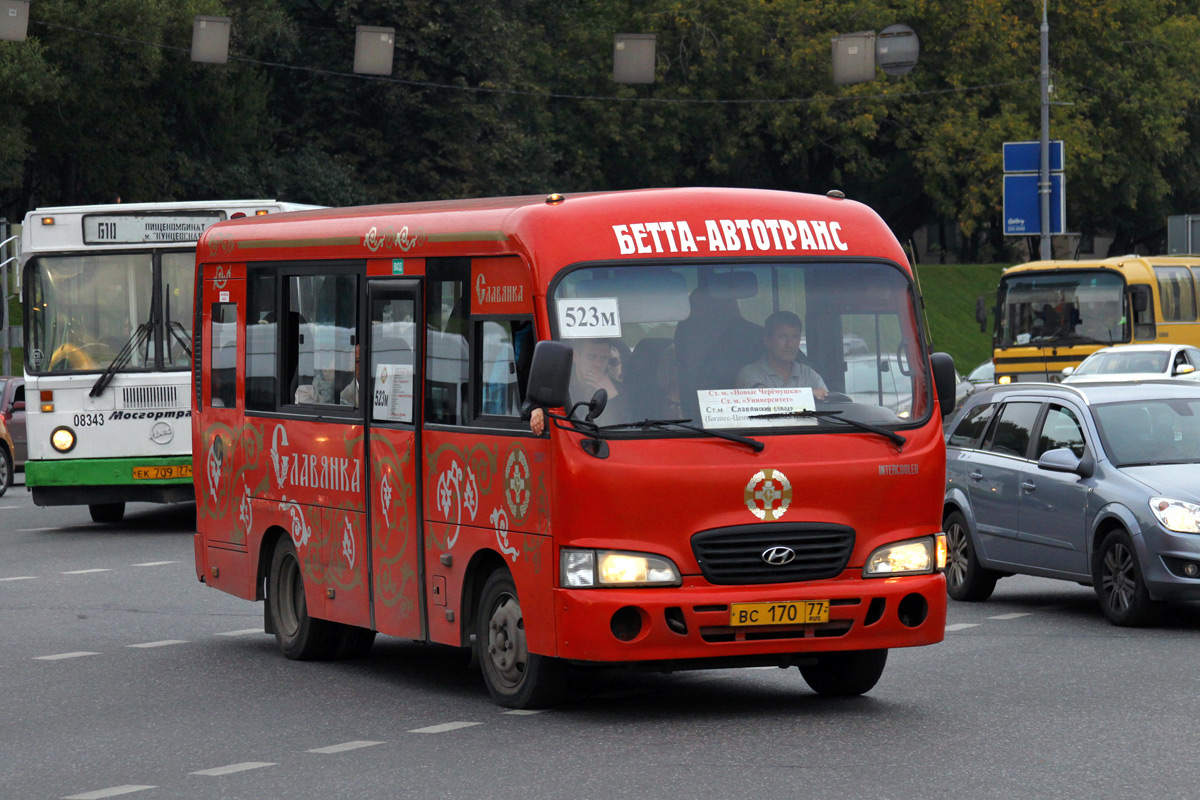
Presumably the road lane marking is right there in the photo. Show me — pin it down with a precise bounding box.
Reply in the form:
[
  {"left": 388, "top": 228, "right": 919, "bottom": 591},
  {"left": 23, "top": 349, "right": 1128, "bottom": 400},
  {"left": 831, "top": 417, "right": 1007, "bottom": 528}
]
[
  {"left": 62, "top": 569, "right": 112, "bottom": 575},
  {"left": 945, "top": 623, "right": 981, "bottom": 631},
  {"left": 502, "top": 709, "right": 545, "bottom": 716},
  {"left": 127, "top": 640, "right": 188, "bottom": 649},
  {"left": 63, "top": 785, "right": 157, "bottom": 799},
  {"left": 133, "top": 561, "right": 180, "bottom": 567},
  {"left": 408, "top": 722, "right": 483, "bottom": 734},
  {"left": 307, "top": 740, "right": 385, "bottom": 754},
  {"left": 189, "top": 762, "right": 276, "bottom": 776},
  {"left": 35, "top": 652, "right": 99, "bottom": 661},
  {"left": 17, "top": 527, "right": 59, "bottom": 532},
  {"left": 0, "top": 576, "right": 37, "bottom": 581},
  {"left": 988, "top": 613, "right": 1032, "bottom": 620},
  {"left": 215, "top": 628, "right": 264, "bottom": 637}
]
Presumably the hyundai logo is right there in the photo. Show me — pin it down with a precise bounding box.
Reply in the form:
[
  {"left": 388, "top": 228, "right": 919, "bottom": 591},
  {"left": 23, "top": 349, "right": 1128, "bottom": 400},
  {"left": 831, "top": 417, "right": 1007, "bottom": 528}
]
[{"left": 762, "top": 546, "right": 797, "bottom": 566}]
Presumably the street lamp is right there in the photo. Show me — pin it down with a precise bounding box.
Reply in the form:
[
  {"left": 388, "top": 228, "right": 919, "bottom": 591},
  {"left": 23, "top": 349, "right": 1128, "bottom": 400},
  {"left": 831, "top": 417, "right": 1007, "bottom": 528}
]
[
  {"left": 0, "top": 0, "right": 29, "bottom": 42},
  {"left": 191, "top": 15, "right": 231, "bottom": 65},
  {"left": 354, "top": 26, "right": 395, "bottom": 76},
  {"left": 613, "top": 33, "right": 656, "bottom": 84}
]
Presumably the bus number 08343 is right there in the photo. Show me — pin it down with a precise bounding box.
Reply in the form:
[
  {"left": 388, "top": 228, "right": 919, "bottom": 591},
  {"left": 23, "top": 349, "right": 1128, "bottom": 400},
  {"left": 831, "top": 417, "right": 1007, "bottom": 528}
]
[{"left": 73, "top": 413, "right": 105, "bottom": 427}]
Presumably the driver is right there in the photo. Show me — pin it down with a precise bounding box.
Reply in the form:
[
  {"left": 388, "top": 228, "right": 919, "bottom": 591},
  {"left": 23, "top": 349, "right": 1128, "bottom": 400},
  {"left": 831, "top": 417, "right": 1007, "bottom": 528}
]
[
  {"left": 529, "top": 337, "right": 629, "bottom": 435},
  {"left": 736, "top": 310, "right": 828, "bottom": 399}
]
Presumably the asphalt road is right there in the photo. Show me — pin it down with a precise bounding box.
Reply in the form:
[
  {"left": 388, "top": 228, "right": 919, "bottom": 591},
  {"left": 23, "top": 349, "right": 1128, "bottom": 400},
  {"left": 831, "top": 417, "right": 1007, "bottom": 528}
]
[{"left": 3, "top": 478, "right": 1200, "bottom": 800}]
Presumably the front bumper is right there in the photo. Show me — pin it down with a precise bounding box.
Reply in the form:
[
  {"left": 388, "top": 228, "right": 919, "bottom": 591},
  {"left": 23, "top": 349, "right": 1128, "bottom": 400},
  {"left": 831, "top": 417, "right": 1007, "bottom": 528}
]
[
  {"left": 553, "top": 570, "right": 946, "bottom": 664},
  {"left": 1136, "top": 528, "right": 1200, "bottom": 602}
]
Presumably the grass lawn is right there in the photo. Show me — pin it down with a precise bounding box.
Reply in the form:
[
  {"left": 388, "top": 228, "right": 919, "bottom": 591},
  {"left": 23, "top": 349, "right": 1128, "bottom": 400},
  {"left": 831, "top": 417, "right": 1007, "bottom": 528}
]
[{"left": 914, "top": 263, "right": 1007, "bottom": 376}]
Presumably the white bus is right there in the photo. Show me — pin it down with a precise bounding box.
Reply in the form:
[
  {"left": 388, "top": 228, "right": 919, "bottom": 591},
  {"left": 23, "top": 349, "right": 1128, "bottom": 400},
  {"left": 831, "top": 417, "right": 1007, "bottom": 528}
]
[{"left": 21, "top": 200, "right": 317, "bottom": 522}]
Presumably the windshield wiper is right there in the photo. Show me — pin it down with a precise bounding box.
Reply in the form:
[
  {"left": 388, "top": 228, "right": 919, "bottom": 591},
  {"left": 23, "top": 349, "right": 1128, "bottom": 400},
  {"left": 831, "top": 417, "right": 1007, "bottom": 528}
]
[
  {"left": 90, "top": 321, "right": 153, "bottom": 398},
  {"left": 748, "top": 409, "right": 906, "bottom": 448},
  {"left": 602, "top": 418, "right": 764, "bottom": 453},
  {"left": 167, "top": 320, "right": 192, "bottom": 359}
]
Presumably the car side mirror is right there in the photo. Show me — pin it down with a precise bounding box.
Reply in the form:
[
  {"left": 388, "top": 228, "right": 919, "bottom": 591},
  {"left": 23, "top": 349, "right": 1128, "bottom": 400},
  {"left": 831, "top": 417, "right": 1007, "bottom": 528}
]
[
  {"left": 526, "top": 340, "right": 572, "bottom": 409},
  {"left": 11, "top": 401, "right": 23, "bottom": 412},
  {"left": 1037, "top": 447, "right": 1094, "bottom": 478},
  {"left": 1061, "top": 366, "right": 1075, "bottom": 377},
  {"left": 930, "top": 352, "right": 956, "bottom": 418},
  {"left": 1175, "top": 364, "right": 1195, "bottom": 376}
]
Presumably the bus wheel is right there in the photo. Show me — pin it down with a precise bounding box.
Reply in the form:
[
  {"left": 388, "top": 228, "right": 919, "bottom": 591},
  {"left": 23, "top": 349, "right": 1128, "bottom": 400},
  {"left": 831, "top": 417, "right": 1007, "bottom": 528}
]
[
  {"left": 800, "top": 649, "right": 888, "bottom": 696},
  {"left": 476, "top": 570, "right": 564, "bottom": 709},
  {"left": 0, "top": 445, "right": 11, "bottom": 497},
  {"left": 89, "top": 503, "right": 125, "bottom": 524},
  {"left": 267, "top": 537, "right": 337, "bottom": 660}
]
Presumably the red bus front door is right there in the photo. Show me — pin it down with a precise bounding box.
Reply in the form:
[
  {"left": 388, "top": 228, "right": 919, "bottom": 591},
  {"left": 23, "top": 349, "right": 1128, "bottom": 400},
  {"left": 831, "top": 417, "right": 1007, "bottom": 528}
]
[{"left": 365, "top": 280, "right": 425, "bottom": 640}]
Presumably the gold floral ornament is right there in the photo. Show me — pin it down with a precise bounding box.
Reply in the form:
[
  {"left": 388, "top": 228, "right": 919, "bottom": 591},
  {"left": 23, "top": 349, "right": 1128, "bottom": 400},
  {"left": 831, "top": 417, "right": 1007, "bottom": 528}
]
[{"left": 744, "top": 469, "right": 792, "bottom": 521}]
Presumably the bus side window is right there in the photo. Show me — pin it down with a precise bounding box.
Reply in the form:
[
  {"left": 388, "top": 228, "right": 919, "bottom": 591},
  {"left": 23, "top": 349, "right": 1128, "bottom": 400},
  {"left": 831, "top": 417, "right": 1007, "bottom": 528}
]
[
  {"left": 425, "top": 271, "right": 470, "bottom": 425},
  {"left": 210, "top": 303, "right": 237, "bottom": 409},
  {"left": 477, "top": 318, "right": 534, "bottom": 419},
  {"left": 246, "top": 272, "right": 277, "bottom": 411},
  {"left": 286, "top": 274, "right": 359, "bottom": 408},
  {"left": 1131, "top": 284, "right": 1156, "bottom": 341}
]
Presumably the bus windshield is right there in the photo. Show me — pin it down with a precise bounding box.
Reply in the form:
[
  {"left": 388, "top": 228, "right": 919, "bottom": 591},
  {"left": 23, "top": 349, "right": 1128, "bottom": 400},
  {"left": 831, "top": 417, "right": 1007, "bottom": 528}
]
[
  {"left": 551, "top": 261, "right": 930, "bottom": 432},
  {"left": 997, "top": 269, "right": 1126, "bottom": 347},
  {"left": 25, "top": 252, "right": 195, "bottom": 374}
]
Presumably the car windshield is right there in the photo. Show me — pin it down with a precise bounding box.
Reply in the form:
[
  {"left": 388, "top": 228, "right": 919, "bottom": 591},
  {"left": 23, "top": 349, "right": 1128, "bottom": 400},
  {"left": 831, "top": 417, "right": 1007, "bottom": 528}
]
[
  {"left": 997, "top": 269, "right": 1125, "bottom": 347},
  {"left": 1093, "top": 397, "right": 1200, "bottom": 466},
  {"left": 1074, "top": 350, "right": 1169, "bottom": 376},
  {"left": 967, "top": 361, "right": 993, "bottom": 382},
  {"left": 550, "top": 261, "right": 931, "bottom": 434},
  {"left": 25, "top": 252, "right": 195, "bottom": 374}
]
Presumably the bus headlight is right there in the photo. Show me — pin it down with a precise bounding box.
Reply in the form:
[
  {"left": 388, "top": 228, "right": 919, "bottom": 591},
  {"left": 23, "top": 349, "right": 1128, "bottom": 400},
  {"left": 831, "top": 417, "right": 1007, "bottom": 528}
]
[
  {"left": 863, "top": 537, "right": 936, "bottom": 577},
  {"left": 1150, "top": 497, "right": 1200, "bottom": 533},
  {"left": 50, "top": 426, "right": 76, "bottom": 453},
  {"left": 560, "top": 548, "right": 681, "bottom": 587}
]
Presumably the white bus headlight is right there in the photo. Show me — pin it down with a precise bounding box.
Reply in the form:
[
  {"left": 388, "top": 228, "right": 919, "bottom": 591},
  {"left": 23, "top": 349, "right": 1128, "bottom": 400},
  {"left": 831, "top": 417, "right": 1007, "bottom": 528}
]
[
  {"left": 1150, "top": 497, "right": 1200, "bottom": 533},
  {"left": 560, "top": 548, "right": 680, "bottom": 588},
  {"left": 863, "top": 537, "right": 936, "bottom": 577},
  {"left": 50, "top": 426, "right": 76, "bottom": 453}
]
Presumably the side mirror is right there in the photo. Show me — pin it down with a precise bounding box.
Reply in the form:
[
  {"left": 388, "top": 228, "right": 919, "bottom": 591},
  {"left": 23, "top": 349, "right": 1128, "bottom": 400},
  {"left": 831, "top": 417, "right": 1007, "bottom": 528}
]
[
  {"left": 526, "top": 340, "right": 573, "bottom": 409},
  {"left": 975, "top": 295, "right": 987, "bottom": 332},
  {"left": 930, "top": 352, "right": 956, "bottom": 418},
  {"left": 584, "top": 388, "right": 608, "bottom": 422},
  {"left": 1037, "top": 447, "right": 1093, "bottom": 478},
  {"left": 11, "top": 401, "right": 24, "bottom": 412},
  {"left": 1131, "top": 286, "right": 1150, "bottom": 313},
  {"left": 1061, "top": 366, "right": 1075, "bottom": 377},
  {"left": 1175, "top": 364, "right": 1196, "bottom": 376}
]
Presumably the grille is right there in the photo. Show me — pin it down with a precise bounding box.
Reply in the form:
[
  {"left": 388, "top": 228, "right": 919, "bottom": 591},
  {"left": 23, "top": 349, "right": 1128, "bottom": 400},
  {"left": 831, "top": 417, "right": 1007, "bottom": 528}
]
[
  {"left": 121, "top": 385, "right": 182, "bottom": 409},
  {"left": 691, "top": 523, "right": 855, "bottom": 585}
]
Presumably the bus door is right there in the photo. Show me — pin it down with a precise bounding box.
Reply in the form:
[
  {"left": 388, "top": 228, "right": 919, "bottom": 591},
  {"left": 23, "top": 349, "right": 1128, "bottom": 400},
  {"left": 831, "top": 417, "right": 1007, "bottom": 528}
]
[
  {"left": 365, "top": 280, "right": 425, "bottom": 640},
  {"left": 199, "top": 269, "right": 246, "bottom": 546}
]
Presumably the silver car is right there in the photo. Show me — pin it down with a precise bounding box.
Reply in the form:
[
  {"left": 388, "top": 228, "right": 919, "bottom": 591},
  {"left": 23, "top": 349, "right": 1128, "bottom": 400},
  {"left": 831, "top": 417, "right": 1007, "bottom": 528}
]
[{"left": 943, "top": 380, "right": 1200, "bottom": 626}]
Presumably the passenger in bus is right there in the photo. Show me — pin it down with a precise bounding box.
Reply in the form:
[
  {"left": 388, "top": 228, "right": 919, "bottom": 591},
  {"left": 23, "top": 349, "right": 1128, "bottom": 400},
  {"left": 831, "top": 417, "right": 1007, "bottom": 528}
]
[
  {"left": 528, "top": 337, "right": 630, "bottom": 435},
  {"left": 295, "top": 347, "right": 358, "bottom": 406},
  {"left": 735, "top": 310, "right": 828, "bottom": 398}
]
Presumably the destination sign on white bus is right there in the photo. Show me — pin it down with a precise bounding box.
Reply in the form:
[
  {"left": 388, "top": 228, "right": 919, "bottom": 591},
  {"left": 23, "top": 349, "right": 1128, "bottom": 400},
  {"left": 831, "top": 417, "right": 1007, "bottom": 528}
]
[{"left": 83, "top": 213, "right": 225, "bottom": 245}]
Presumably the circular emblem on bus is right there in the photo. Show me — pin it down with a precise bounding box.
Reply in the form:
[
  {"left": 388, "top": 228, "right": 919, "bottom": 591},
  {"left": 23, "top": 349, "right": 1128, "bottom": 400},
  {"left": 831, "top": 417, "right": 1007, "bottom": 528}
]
[
  {"left": 504, "top": 448, "right": 531, "bottom": 522},
  {"left": 762, "top": 546, "right": 797, "bottom": 566},
  {"left": 150, "top": 421, "right": 174, "bottom": 445},
  {"left": 745, "top": 469, "right": 792, "bottom": 521}
]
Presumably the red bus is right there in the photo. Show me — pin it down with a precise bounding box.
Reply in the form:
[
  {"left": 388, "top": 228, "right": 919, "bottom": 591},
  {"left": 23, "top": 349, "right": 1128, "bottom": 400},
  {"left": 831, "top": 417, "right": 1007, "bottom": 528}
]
[{"left": 192, "top": 188, "right": 957, "bottom": 708}]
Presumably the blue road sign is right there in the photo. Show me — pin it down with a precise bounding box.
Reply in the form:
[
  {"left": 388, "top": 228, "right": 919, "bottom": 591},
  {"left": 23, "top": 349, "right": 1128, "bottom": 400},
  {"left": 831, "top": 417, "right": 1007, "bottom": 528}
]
[
  {"left": 1003, "top": 140, "right": 1064, "bottom": 173},
  {"left": 1003, "top": 173, "right": 1065, "bottom": 235}
]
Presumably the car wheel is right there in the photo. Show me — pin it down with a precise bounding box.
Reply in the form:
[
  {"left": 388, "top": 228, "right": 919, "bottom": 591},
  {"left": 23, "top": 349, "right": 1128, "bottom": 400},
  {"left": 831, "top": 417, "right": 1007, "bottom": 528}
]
[
  {"left": 476, "top": 569, "right": 564, "bottom": 709},
  {"left": 1094, "top": 529, "right": 1162, "bottom": 627},
  {"left": 0, "top": 444, "right": 10, "bottom": 498},
  {"left": 267, "top": 537, "right": 339, "bottom": 660},
  {"left": 800, "top": 649, "right": 888, "bottom": 696},
  {"left": 943, "top": 510, "right": 999, "bottom": 602},
  {"left": 89, "top": 502, "right": 125, "bottom": 523}
]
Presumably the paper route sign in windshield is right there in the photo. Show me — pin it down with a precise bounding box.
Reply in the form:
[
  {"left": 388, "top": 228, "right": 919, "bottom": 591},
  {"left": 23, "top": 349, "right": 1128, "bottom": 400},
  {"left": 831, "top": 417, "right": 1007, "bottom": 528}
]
[{"left": 697, "top": 387, "right": 815, "bottom": 429}]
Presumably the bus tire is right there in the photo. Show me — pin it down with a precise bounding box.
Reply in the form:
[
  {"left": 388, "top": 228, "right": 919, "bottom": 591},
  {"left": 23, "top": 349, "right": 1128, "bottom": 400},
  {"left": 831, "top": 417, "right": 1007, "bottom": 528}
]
[
  {"left": 267, "top": 537, "right": 338, "bottom": 660},
  {"left": 89, "top": 503, "right": 125, "bottom": 524},
  {"left": 944, "top": 510, "right": 998, "bottom": 602},
  {"left": 0, "top": 444, "right": 11, "bottom": 497},
  {"left": 334, "top": 625, "right": 376, "bottom": 660},
  {"left": 476, "top": 569, "right": 564, "bottom": 709},
  {"left": 800, "top": 649, "right": 888, "bottom": 696}
]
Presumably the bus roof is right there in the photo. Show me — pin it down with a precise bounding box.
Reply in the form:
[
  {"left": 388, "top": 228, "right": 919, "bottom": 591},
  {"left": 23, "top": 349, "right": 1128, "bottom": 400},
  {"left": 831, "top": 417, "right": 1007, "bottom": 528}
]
[
  {"left": 196, "top": 187, "right": 909, "bottom": 287},
  {"left": 1001, "top": 254, "right": 1200, "bottom": 277}
]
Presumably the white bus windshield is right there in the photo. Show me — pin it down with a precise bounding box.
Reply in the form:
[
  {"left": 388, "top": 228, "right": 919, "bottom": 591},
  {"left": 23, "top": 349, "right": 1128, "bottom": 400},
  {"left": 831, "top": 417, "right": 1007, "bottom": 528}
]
[
  {"left": 997, "top": 270, "right": 1126, "bottom": 347},
  {"left": 551, "top": 261, "right": 931, "bottom": 432},
  {"left": 26, "top": 252, "right": 195, "bottom": 374}
]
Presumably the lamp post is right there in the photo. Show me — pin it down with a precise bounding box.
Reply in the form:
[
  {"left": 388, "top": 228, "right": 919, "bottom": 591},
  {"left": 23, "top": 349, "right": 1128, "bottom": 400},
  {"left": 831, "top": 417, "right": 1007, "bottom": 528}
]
[{"left": 1039, "top": 0, "right": 1051, "bottom": 260}]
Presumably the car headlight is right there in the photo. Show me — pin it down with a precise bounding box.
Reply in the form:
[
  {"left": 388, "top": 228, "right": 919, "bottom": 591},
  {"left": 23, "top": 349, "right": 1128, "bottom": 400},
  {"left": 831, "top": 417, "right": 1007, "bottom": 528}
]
[
  {"left": 50, "top": 426, "right": 76, "bottom": 453},
  {"left": 560, "top": 548, "right": 681, "bottom": 587},
  {"left": 1150, "top": 497, "right": 1200, "bottom": 533},
  {"left": 863, "top": 536, "right": 938, "bottom": 577}
]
